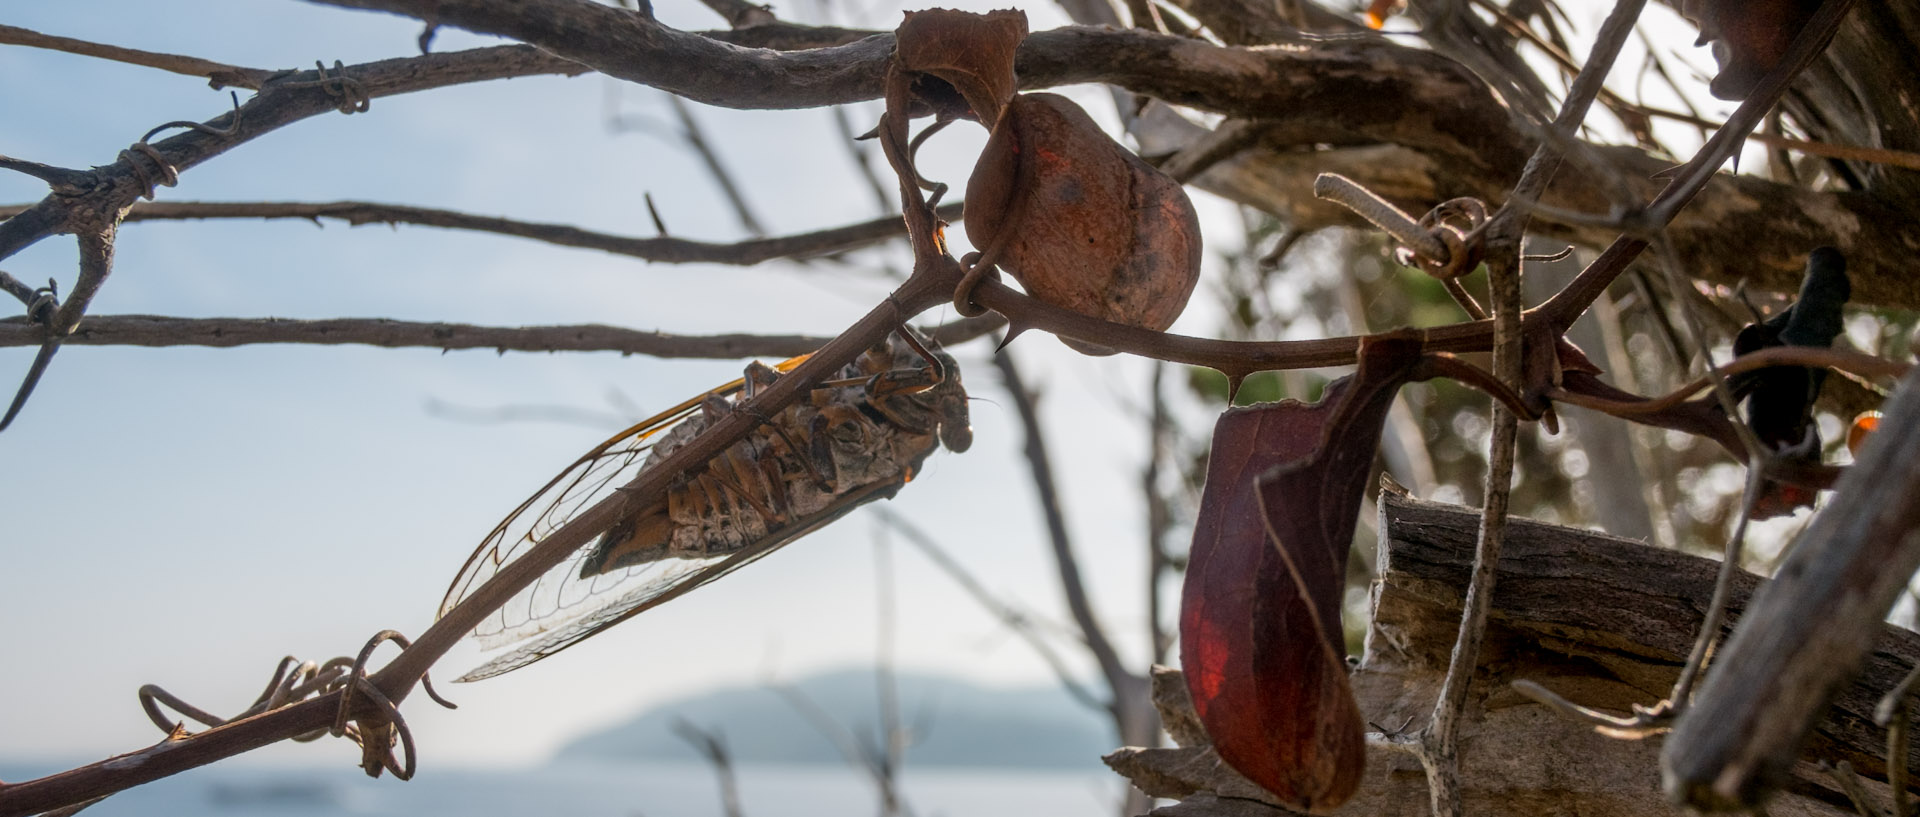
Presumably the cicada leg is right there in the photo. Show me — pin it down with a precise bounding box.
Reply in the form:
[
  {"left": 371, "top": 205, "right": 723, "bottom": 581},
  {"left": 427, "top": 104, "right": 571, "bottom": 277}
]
[{"left": 852, "top": 328, "right": 953, "bottom": 436}]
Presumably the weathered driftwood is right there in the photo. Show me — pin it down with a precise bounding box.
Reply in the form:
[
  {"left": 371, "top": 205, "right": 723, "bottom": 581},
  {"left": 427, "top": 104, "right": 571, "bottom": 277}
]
[
  {"left": 1665, "top": 366, "right": 1920, "bottom": 810},
  {"left": 1107, "top": 490, "right": 1920, "bottom": 816}
]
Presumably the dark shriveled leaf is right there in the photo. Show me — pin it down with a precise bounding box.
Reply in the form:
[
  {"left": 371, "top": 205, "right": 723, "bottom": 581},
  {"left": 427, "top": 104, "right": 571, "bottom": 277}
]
[
  {"left": 1729, "top": 246, "right": 1851, "bottom": 518},
  {"left": 1679, "top": 0, "right": 1824, "bottom": 100},
  {"left": 966, "top": 93, "right": 1203, "bottom": 355},
  {"left": 1179, "top": 333, "right": 1426, "bottom": 811},
  {"left": 893, "top": 8, "right": 1027, "bottom": 124}
]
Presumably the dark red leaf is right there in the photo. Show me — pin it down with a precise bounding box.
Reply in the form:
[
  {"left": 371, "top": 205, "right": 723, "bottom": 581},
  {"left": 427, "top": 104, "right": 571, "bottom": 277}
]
[{"left": 1179, "top": 333, "right": 1426, "bottom": 811}]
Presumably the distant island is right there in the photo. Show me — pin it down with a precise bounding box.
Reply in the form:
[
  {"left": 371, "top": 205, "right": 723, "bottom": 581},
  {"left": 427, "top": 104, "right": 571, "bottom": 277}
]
[{"left": 552, "top": 667, "right": 1111, "bottom": 769}]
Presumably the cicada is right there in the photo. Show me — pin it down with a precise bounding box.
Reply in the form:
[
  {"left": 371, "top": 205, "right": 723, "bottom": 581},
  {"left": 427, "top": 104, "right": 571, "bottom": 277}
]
[{"left": 443, "top": 330, "right": 972, "bottom": 681}]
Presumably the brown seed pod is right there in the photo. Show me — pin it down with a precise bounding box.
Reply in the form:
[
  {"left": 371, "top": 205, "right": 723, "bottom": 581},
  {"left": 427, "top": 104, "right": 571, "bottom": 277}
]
[{"left": 965, "top": 93, "right": 1203, "bottom": 355}]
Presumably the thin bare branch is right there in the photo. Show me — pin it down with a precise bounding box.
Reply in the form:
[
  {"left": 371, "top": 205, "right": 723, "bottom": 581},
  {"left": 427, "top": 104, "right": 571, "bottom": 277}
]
[
  {"left": 695, "top": 0, "right": 777, "bottom": 28},
  {"left": 0, "top": 200, "right": 962, "bottom": 266},
  {"left": 0, "top": 24, "right": 273, "bottom": 89},
  {"left": 1547, "top": 345, "right": 1911, "bottom": 419},
  {"left": 662, "top": 94, "right": 768, "bottom": 236},
  {"left": 829, "top": 105, "right": 895, "bottom": 216},
  {"left": 872, "top": 507, "right": 1107, "bottom": 713},
  {"left": 0, "top": 313, "right": 1005, "bottom": 358},
  {"left": 0, "top": 270, "right": 40, "bottom": 308},
  {"left": 670, "top": 720, "right": 746, "bottom": 817},
  {"left": 1143, "top": 361, "right": 1174, "bottom": 665},
  {"left": 1419, "top": 1, "right": 1647, "bottom": 813},
  {"left": 0, "top": 315, "right": 827, "bottom": 358},
  {"left": 0, "top": 46, "right": 587, "bottom": 265},
  {"left": 767, "top": 684, "right": 895, "bottom": 799},
  {"left": 869, "top": 531, "right": 905, "bottom": 817},
  {"left": 990, "top": 344, "right": 1146, "bottom": 740},
  {"left": 1536, "top": 0, "right": 1862, "bottom": 329}
]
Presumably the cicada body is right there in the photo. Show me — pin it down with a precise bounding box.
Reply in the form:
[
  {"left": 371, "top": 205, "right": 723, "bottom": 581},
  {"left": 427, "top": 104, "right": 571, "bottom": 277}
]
[{"left": 443, "top": 332, "right": 971, "bottom": 682}]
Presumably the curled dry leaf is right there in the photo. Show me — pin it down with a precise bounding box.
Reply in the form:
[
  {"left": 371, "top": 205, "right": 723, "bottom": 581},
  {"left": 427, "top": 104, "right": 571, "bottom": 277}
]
[
  {"left": 1728, "top": 246, "right": 1851, "bottom": 518},
  {"left": 892, "top": 8, "right": 1026, "bottom": 124},
  {"left": 1679, "top": 0, "right": 1824, "bottom": 100},
  {"left": 1179, "top": 332, "right": 1427, "bottom": 811},
  {"left": 965, "top": 93, "right": 1203, "bottom": 355}
]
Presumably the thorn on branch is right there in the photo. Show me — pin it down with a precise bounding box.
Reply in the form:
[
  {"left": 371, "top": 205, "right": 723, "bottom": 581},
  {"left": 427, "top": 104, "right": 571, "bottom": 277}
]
[
  {"left": 644, "top": 191, "right": 670, "bottom": 236},
  {"left": 0, "top": 154, "right": 95, "bottom": 193}
]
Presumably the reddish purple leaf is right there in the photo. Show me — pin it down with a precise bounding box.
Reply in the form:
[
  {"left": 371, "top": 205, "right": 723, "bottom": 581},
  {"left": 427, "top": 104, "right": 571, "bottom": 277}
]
[{"left": 1180, "top": 334, "right": 1425, "bottom": 811}]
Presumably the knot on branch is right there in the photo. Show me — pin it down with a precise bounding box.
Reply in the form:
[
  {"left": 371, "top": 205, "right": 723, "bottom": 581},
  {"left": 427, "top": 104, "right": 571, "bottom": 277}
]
[
  {"left": 1400, "top": 198, "right": 1488, "bottom": 281},
  {"left": 311, "top": 60, "right": 371, "bottom": 115},
  {"left": 269, "top": 61, "right": 371, "bottom": 115},
  {"left": 952, "top": 251, "right": 1002, "bottom": 318},
  {"left": 117, "top": 143, "right": 178, "bottom": 202},
  {"left": 112, "top": 93, "right": 247, "bottom": 202},
  {"left": 26, "top": 280, "right": 59, "bottom": 325},
  {"left": 1312, "top": 173, "right": 1489, "bottom": 281},
  {"left": 137, "top": 629, "right": 454, "bottom": 781}
]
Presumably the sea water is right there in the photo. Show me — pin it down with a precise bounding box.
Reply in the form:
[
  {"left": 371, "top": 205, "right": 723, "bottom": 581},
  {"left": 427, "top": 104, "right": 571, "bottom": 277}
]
[{"left": 1, "top": 760, "right": 1122, "bottom": 816}]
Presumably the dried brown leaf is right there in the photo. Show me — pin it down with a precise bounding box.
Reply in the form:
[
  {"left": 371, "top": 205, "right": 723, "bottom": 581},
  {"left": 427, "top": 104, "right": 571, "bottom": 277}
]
[
  {"left": 1679, "top": 0, "right": 1824, "bottom": 100},
  {"left": 893, "top": 8, "right": 1027, "bottom": 123}
]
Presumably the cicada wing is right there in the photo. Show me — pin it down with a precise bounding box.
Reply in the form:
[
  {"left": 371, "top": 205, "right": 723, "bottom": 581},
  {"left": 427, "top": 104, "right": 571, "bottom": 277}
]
[
  {"left": 456, "top": 475, "right": 914, "bottom": 681},
  {"left": 440, "top": 355, "right": 815, "bottom": 658},
  {"left": 455, "top": 552, "right": 743, "bottom": 681},
  {"left": 444, "top": 422, "right": 677, "bottom": 648}
]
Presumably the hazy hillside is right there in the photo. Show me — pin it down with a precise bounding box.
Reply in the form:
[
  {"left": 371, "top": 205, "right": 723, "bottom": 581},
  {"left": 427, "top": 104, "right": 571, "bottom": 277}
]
[{"left": 553, "top": 667, "right": 1110, "bottom": 769}]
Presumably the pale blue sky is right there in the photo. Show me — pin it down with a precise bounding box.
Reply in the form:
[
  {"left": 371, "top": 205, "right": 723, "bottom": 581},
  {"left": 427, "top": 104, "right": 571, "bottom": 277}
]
[{"left": 0, "top": 0, "right": 1205, "bottom": 767}]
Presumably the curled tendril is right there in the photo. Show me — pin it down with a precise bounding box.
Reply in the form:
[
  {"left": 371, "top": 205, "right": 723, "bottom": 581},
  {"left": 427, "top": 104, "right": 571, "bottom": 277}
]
[{"left": 135, "top": 629, "right": 453, "bottom": 782}]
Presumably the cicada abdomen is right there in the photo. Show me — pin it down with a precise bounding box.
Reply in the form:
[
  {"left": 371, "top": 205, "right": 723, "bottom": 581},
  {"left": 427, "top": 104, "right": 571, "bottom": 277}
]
[{"left": 445, "top": 331, "right": 970, "bottom": 681}]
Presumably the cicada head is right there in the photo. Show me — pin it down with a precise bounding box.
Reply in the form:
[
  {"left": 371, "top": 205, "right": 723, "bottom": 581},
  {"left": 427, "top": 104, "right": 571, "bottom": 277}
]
[{"left": 930, "top": 350, "right": 973, "bottom": 454}]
